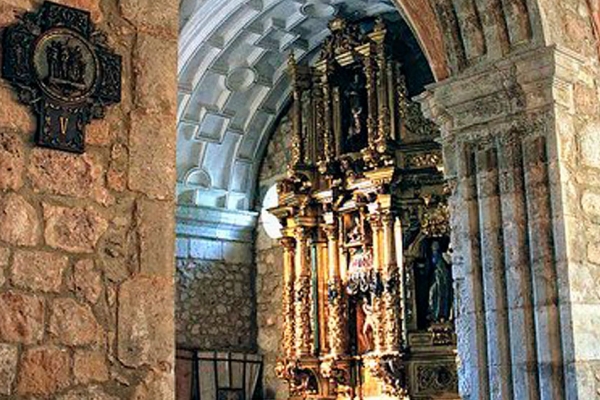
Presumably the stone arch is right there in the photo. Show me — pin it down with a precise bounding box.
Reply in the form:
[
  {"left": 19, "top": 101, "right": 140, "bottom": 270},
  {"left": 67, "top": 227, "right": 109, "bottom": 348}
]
[{"left": 177, "top": 1, "right": 600, "bottom": 399}]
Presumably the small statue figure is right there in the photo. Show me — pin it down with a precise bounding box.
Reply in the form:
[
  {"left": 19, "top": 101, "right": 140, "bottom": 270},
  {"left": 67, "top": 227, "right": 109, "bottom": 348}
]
[
  {"left": 348, "top": 104, "right": 363, "bottom": 138},
  {"left": 428, "top": 241, "right": 453, "bottom": 323},
  {"left": 347, "top": 216, "right": 362, "bottom": 244}
]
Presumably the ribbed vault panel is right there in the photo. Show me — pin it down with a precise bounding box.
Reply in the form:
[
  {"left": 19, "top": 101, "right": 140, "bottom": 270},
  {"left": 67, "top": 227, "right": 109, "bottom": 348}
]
[{"left": 178, "top": 0, "right": 410, "bottom": 210}]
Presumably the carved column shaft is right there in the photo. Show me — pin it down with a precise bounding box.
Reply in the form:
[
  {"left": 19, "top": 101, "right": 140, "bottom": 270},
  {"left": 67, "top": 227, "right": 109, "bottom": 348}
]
[
  {"left": 522, "top": 135, "right": 564, "bottom": 399},
  {"left": 376, "top": 40, "right": 390, "bottom": 148},
  {"left": 369, "top": 213, "right": 386, "bottom": 354},
  {"left": 363, "top": 55, "right": 379, "bottom": 148},
  {"left": 475, "top": 146, "right": 513, "bottom": 399},
  {"left": 320, "top": 68, "right": 333, "bottom": 164},
  {"left": 291, "top": 84, "right": 304, "bottom": 166},
  {"left": 382, "top": 211, "right": 401, "bottom": 353},
  {"left": 281, "top": 237, "right": 296, "bottom": 358},
  {"left": 325, "top": 223, "right": 346, "bottom": 356},
  {"left": 294, "top": 227, "right": 313, "bottom": 356},
  {"left": 497, "top": 134, "right": 540, "bottom": 398}
]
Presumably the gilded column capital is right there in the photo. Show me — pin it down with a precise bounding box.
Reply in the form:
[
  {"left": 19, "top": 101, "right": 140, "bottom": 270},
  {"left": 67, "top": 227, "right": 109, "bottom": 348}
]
[
  {"left": 280, "top": 236, "right": 296, "bottom": 251},
  {"left": 322, "top": 223, "right": 338, "bottom": 241}
]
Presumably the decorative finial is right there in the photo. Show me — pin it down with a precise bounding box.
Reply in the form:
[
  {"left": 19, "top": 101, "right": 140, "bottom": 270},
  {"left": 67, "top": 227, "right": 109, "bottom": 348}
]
[
  {"left": 328, "top": 17, "right": 346, "bottom": 32},
  {"left": 288, "top": 51, "right": 297, "bottom": 67}
]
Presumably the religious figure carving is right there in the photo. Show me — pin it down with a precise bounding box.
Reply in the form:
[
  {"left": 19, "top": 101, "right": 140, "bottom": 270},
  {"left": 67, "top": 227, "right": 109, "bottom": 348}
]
[
  {"left": 427, "top": 241, "right": 453, "bottom": 323},
  {"left": 341, "top": 72, "right": 368, "bottom": 153},
  {"left": 358, "top": 300, "right": 375, "bottom": 353}
]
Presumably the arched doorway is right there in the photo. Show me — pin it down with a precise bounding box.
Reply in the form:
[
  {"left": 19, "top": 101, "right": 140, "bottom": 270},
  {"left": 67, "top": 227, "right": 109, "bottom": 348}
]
[{"left": 177, "top": 1, "right": 600, "bottom": 399}]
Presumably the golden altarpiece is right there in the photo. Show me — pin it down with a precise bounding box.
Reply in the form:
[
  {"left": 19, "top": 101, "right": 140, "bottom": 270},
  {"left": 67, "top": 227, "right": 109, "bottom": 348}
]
[{"left": 272, "top": 18, "right": 458, "bottom": 399}]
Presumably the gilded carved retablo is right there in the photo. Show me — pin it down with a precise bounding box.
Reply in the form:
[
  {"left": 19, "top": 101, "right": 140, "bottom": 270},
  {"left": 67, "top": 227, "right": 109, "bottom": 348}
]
[{"left": 272, "top": 16, "right": 458, "bottom": 400}]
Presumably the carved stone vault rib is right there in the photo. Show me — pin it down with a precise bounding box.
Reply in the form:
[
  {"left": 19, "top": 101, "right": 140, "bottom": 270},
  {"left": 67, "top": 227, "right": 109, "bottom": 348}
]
[{"left": 177, "top": 0, "right": 544, "bottom": 212}]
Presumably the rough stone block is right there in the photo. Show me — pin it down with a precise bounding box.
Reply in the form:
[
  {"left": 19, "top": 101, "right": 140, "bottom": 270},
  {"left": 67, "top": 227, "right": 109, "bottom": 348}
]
[
  {"left": 12, "top": 250, "right": 68, "bottom": 293},
  {"left": 107, "top": 143, "right": 128, "bottom": 193},
  {"left": 582, "top": 191, "right": 600, "bottom": 221},
  {"left": 0, "top": 248, "right": 8, "bottom": 288},
  {"left": 118, "top": 276, "right": 174, "bottom": 368},
  {"left": 28, "top": 149, "right": 112, "bottom": 206},
  {"left": 137, "top": 199, "right": 175, "bottom": 276},
  {"left": 189, "top": 238, "right": 222, "bottom": 260},
  {"left": 73, "top": 350, "right": 108, "bottom": 384},
  {"left": 587, "top": 239, "right": 600, "bottom": 265},
  {"left": 49, "top": 298, "right": 102, "bottom": 346},
  {"left": 17, "top": 346, "right": 70, "bottom": 397},
  {"left": 69, "top": 259, "right": 103, "bottom": 304},
  {"left": 0, "top": 84, "right": 34, "bottom": 132},
  {"left": 0, "top": 193, "right": 40, "bottom": 246},
  {"left": 580, "top": 123, "right": 600, "bottom": 169},
  {"left": 57, "top": 386, "right": 119, "bottom": 400},
  {"left": 570, "top": 304, "right": 600, "bottom": 360},
  {"left": 86, "top": 110, "right": 122, "bottom": 147},
  {"left": 0, "top": 131, "right": 24, "bottom": 191},
  {"left": 128, "top": 110, "right": 176, "bottom": 200},
  {"left": 0, "top": 247, "right": 9, "bottom": 267},
  {"left": 223, "top": 241, "right": 253, "bottom": 264},
  {"left": 0, "top": 343, "right": 17, "bottom": 395},
  {"left": 134, "top": 34, "right": 177, "bottom": 115},
  {"left": 99, "top": 231, "right": 134, "bottom": 283},
  {"left": 132, "top": 369, "right": 174, "bottom": 400},
  {"left": 0, "top": 291, "right": 44, "bottom": 344},
  {"left": 120, "top": 0, "right": 178, "bottom": 33},
  {"left": 43, "top": 204, "right": 108, "bottom": 253}
]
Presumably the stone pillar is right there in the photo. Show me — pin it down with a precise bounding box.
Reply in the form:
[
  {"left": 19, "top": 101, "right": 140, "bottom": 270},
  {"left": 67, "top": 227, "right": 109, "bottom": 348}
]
[
  {"left": 497, "top": 133, "right": 540, "bottom": 399},
  {"left": 294, "top": 226, "right": 313, "bottom": 356},
  {"left": 453, "top": 145, "right": 491, "bottom": 399},
  {"left": 475, "top": 146, "right": 514, "bottom": 399},
  {"left": 419, "top": 45, "right": 600, "bottom": 400},
  {"left": 0, "top": 0, "right": 178, "bottom": 398},
  {"left": 281, "top": 237, "right": 297, "bottom": 358}
]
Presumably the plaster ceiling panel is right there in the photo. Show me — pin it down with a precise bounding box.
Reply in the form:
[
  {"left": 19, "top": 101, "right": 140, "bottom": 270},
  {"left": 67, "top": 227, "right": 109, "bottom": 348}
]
[
  {"left": 178, "top": 92, "right": 191, "bottom": 121},
  {"left": 177, "top": 123, "right": 204, "bottom": 180},
  {"left": 209, "top": 5, "right": 261, "bottom": 49},
  {"left": 230, "top": 160, "right": 253, "bottom": 193},
  {"left": 184, "top": 167, "right": 212, "bottom": 188},
  {"left": 225, "top": 86, "right": 270, "bottom": 132},
  {"left": 196, "top": 112, "right": 230, "bottom": 143},
  {"left": 217, "top": 35, "right": 263, "bottom": 69},
  {"left": 261, "top": 77, "right": 291, "bottom": 113},
  {"left": 201, "top": 132, "right": 240, "bottom": 190},
  {"left": 245, "top": 110, "right": 274, "bottom": 144},
  {"left": 194, "top": 72, "right": 227, "bottom": 107},
  {"left": 253, "top": 51, "right": 278, "bottom": 85},
  {"left": 183, "top": 45, "right": 222, "bottom": 89},
  {"left": 266, "top": 1, "right": 302, "bottom": 24},
  {"left": 238, "top": 132, "right": 259, "bottom": 161}
]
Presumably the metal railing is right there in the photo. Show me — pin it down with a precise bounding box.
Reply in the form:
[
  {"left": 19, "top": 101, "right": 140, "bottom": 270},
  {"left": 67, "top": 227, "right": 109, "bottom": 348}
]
[{"left": 176, "top": 349, "right": 263, "bottom": 400}]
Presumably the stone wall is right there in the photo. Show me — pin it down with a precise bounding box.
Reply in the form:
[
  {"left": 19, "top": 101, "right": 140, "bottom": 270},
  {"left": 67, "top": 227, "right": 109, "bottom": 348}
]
[
  {"left": 175, "top": 205, "right": 257, "bottom": 352},
  {"left": 0, "top": 0, "right": 177, "bottom": 398},
  {"left": 255, "top": 112, "right": 293, "bottom": 399}
]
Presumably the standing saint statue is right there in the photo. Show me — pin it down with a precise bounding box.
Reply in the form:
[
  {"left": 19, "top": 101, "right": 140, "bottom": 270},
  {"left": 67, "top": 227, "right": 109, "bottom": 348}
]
[{"left": 427, "top": 241, "right": 453, "bottom": 323}]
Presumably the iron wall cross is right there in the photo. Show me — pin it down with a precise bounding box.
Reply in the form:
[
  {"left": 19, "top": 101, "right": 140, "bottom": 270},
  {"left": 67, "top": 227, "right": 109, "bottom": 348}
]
[{"left": 1, "top": 1, "right": 121, "bottom": 153}]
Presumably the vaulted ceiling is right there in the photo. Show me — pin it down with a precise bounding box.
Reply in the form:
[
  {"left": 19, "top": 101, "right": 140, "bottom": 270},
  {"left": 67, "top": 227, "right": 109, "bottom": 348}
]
[{"left": 178, "top": 0, "right": 435, "bottom": 211}]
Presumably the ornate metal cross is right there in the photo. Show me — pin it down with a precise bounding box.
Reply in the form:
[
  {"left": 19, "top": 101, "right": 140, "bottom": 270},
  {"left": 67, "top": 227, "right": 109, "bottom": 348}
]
[{"left": 1, "top": 1, "right": 121, "bottom": 153}]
